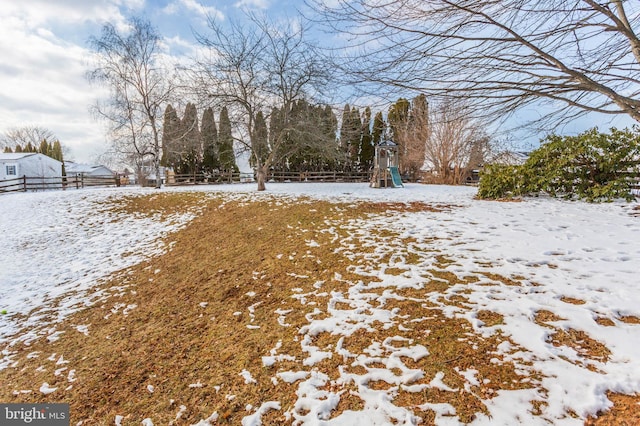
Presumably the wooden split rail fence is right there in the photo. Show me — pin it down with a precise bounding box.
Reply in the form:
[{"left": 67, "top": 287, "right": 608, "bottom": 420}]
[
  {"left": 165, "top": 170, "right": 372, "bottom": 186},
  {"left": 1, "top": 171, "right": 373, "bottom": 194},
  {"left": 0, "top": 174, "right": 123, "bottom": 194}
]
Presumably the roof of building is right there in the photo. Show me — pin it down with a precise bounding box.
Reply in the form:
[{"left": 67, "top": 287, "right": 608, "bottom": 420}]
[
  {"left": 0, "top": 152, "right": 39, "bottom": 160},
  {"left": 64, "top": 161, "right": 113, "bottom": 174},
  {"left": 490, "top": 150, "right": 531, "bottom": 165}
]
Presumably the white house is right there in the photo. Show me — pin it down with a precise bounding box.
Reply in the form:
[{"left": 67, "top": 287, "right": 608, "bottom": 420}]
[
  {"left": 0, "top": 153, "right": 63, "bottom": 190},
  {"left": 64, "top": 161, "right": 115, "bottom": 177}
]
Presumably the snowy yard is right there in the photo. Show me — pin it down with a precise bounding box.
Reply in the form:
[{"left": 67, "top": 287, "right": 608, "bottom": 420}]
[{"left": 1, "top": 183, "right": 639, "bottom": 425}]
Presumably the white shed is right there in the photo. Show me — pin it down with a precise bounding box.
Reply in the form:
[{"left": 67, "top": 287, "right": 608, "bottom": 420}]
[{"left": 0, "top": 152, "right": 63, "bottom": 190}]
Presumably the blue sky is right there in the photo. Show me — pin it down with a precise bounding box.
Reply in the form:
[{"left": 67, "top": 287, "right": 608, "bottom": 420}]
[
  {"left": 0, "top": 0, "right": 305, "bottom": 164},
  {"left": 0, "top": 0, "right": 636, "bottom": 165}
]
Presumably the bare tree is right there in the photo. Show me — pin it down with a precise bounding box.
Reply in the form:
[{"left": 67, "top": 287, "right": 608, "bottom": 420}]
[
  {"left": 1, "top": 126, "right": 58, "bottom": 151},
  {"left": 309, "top": 0, "right": 640, "bottom": 128},
  {"left": 423, "top": 101, "right": 492, "bottom": 185},
  {"left": 189, "top": 14, "right": 333, "bottom": 190},
  {"left": 87, "top": 17, "right": 173, "bottom": 188}
]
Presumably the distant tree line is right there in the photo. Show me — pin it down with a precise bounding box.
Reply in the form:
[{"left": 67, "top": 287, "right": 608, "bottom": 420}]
[
  {"left": 160, "top": 103, "right": 238, "bottom": 176},
  {"left": 2, "top": 139, "right": 64, "bottom": 162},
  {"left": 159, "top": 93, "right": 490, "bottom": 184}
]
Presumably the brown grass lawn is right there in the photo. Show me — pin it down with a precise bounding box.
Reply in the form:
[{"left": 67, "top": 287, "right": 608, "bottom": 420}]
[{"left": 0, "top": 192, "right": 637, "bottom": 425}]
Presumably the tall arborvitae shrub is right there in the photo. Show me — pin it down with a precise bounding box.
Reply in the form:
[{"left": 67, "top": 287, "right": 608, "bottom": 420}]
[
  {"left": 320, "top": 105, "right": 339, "bottom": 171},
  {"left": 218, "top": 107, "right": 238, "bottom": 173},
  {"left": 360, "top": 107, "right": 374, "bottom": 171},
  {"left": 339, "top": 104, "right": 352, "bottom": 169},
  {"left": 180, "top": 102, "right": 202, "bottom": 176},
  {"left": 201, "top": 107, "right": 219, "bottom": 174},
  {"left": 38, "top": 139, "right": 49, "bottom": 156},
  {"left": 51, "top": 140, "right": 64, "bottom": 162},
  {"left": 372, "top": 111, "right": 385, "bottom": 146},
  {"left": 161, "top": 104, "right": 181, "bottom": 168},
  {"left": 349, "top": 107, "right": 362, "bottom": 169}
]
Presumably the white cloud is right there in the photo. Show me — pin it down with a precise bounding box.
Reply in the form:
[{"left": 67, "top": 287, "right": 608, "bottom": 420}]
[
  {"left": 1, "top": 0, "right": 139, "bottom": 29},
  {"left": 162, "top": 35, "right": 200, "bottom": 59},
  {"left": 0, "top": 2, "right": 125, "bottom": 162},
  {"left": 235, "top": 0, "right": 270, "bottom": 9},
  {"left": 163, "top": 0, "right": 224, "bottom": 20}
]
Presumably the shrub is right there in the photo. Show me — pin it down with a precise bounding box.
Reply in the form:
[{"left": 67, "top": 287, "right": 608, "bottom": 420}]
[
  {"left": 477, "top": 164, "right": 525, "bottom": 199},
  {"left": 478, "top": 127, "right": 640, "bottom": 202}
]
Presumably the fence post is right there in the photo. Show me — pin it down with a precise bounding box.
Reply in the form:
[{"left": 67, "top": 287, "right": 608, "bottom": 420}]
[
  {"left": 23, "top": 175, "right": 27, "bottom": 192},
  {"left": 116, "top": 173, "right": 121, "bottom": 187},
  {"left": 75, "top": 174, "right": 79, "bottom": 189}
]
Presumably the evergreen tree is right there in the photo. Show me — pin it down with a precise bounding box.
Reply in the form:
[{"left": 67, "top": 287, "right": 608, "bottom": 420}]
[
  {"left": 388, "top": 98, "right": 410, "bottom": 138},
  {"left": 321, "top": 105, "right": 339, "bottom": 171},
  {"left": 404, "top": 94, "right": 428, "bottom": 179},
  {"left": 39, "top": 139, "right": 49, "bottom": 155},
  {"left": 388, "top": 98, "right": 411, "bottom": 175},
  {"left": 161, "top": 104, "right": 181, "bottom": 168},
  {"left": 181, "top": 102, "right": 202, "bottom": 176},
  {"left": 349, "top": 107, "right": 362, "bottom": 169},
  {"left": 25, "top": 142, "right": 36, "bottom": 153},
  {"left": 251, "top": 110, "right": 269, "bottom": 170},
  {"left": 339, "top": 104, "right": 353, "bottom": 170},
  {"left": 201, "top": 107, "right": 219, "bottom": 174},
  {"left": 218, "top": 106, "right": 238, "bottom": 173},
  {"left": 265, "top": 101, "right": 339, "bottom": 173},
  {"left": 14, "top": 144, "right": 23, "bottom": 153},
  {"left": 360, "top": 107, "right": 374, "bottom": 171},
  {"left": 52, "top": 140, "right": 64, "bottom": 162},
  {"left": 3, "top": 146, "right": 11, "bottom": 153},
  {"left": 285, "top": 100, "right": 308, "bottom": 171},
  {"left": 372, "top": 111, "right": 385, "bottom": 146}
]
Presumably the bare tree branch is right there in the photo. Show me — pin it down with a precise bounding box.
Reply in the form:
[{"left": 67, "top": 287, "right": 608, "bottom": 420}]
[
  {"left": 187, "top": 13, "right": 333, "bottom": 190},
  {"left": 308, "top": 0, "right": 640, "bottom": 128},
  {"left": 1, "top": 126, "right": 58, "bottom": 150}
]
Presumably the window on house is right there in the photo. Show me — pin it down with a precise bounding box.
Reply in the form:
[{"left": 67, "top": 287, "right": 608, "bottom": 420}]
[{"left": 6, "top": 164, "right": 17, "bottom": 176}]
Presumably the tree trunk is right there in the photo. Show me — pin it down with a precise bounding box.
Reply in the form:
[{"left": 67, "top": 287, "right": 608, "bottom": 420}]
[
  {"left": 154, "top": 156, "right": 162, "bottom": 189},
  {"left": 256, "top": 165, "right": 268, "bottom": 191}
]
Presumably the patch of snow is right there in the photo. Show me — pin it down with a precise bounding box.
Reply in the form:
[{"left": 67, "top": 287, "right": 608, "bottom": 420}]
[
  {"left": 39, "top": 382, "right": 57, "bottom": 394},
  {"left": 241, "top": 401, "right": 281, "bottom": 426},
  {"left": 190, "top": 411, "right": 218, "bottom": 426},
  {"left": 277, "top": 371, "right": 310, "bottom": 383},
  {"left": 240, "top": 369, "right": 257, "bottom": 384}
]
